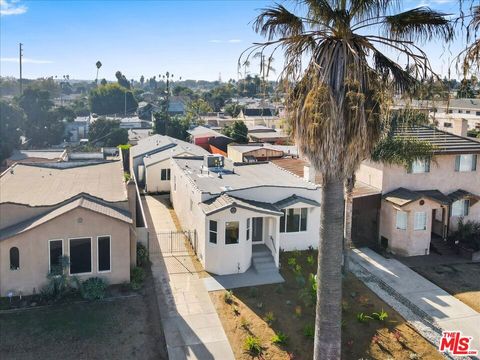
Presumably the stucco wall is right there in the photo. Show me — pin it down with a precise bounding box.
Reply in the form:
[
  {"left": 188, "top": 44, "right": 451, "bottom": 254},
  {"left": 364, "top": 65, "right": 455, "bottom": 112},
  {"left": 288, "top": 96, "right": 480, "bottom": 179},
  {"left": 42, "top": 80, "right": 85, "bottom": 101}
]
[
  {"left": 145, "top": 158, "right": 171, "bottom": 193},
  {"left": 379, "top": 198, "right": 442, "bottom": 256},
  {"left": 0, "top": 207, "right": 131, "bottom": 296},
  {"left": 355, "top": 160, "right": 384, "bottom": 189}
]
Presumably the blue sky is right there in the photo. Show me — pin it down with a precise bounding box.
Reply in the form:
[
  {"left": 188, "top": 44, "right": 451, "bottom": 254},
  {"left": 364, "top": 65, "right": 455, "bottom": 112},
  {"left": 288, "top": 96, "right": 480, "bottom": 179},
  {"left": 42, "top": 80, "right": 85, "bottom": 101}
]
[{"left": 0, "top": 0, "right": 469, "bottom": 81}]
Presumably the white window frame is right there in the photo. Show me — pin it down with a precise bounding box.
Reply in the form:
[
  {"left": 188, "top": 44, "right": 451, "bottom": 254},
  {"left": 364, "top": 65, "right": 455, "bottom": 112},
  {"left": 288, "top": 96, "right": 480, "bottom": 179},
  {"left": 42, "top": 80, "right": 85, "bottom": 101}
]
[
  {"left": 209, "top": 220, "right": 218, "bottom": 244},
  {"left": 280, "top": 207, "right": 308, "bottom": 233},
  {"left": 452, "top": 199, "right": 469, "bottom": 217},
  {"left": 396, "top": 210, "right": 407, "bottom": 230},
  {"left": 457, "top": 154, "right": 475, "bottom": 172},
  {"left": 161, "top": 168, "right": 171, "bottom": 181},
  {"left": 68, "top": 237, "right": 93, "bottom": 276},
  {"left": 411, "top": 159, "right": 429, "bottom": 174},
  {"left": 414, "top": 212, "right": 427, "bottom": 231},
  {"left": 225, "top": 221, "right": 240, "bottom": 245},
  {"left": 48, "top": 239, "right": 64, "bottom": 273},
  {"left": 97, "top": 235, "right": 112, "bottom": 273}
]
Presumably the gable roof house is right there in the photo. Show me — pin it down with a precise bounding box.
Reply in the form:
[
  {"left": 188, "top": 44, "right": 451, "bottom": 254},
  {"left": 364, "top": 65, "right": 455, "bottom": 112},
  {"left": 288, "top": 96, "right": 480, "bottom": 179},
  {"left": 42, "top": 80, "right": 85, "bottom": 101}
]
[
  {"left": 356, "top": 126, "right": 480, "bottom": 257},
  {"left": 170, "top": 154, "right": 321, "bottom": 275},
  {"left": 0, "top": 161, "right": 137, "bottom": 296},
  {"left": 129, "top": 134, "right": 208, "bottom": 192}
]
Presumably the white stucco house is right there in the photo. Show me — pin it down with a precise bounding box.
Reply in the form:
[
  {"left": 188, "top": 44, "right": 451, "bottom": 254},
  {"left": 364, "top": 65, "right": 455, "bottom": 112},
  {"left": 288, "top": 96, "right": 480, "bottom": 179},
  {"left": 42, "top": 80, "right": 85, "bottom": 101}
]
[
  {"left": 170, "top": 154, "right": 322, "bottom": 275},
  {"left": 129, "top": 134, "right": 208, "bottom": 192}
]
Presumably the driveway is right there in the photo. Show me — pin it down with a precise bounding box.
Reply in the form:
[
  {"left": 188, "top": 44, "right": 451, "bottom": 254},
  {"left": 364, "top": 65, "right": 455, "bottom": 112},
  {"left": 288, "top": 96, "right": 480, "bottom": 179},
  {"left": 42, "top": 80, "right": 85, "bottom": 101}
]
[
  {"left": 142, "top": 195, "right": 234, "bottom": 360},
  {"left": 351, "top": 248, "right": 480, "bottom": 354}
]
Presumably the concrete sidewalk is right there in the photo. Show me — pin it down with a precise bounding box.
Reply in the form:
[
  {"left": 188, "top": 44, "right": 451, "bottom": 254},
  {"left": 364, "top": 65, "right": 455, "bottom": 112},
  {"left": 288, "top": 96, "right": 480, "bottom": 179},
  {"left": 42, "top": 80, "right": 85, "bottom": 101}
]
[
  {"left": 351, "top": 248, "right": 480, "bottom": 353},
  {"left": 143, "top": 195, "right": 234, "bottom": 360}
]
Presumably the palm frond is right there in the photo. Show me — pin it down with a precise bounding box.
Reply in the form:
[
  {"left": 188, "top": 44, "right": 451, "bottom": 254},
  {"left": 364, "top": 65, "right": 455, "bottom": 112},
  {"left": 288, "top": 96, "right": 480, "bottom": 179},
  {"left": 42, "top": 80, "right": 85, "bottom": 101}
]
[
  {"left": 349, "top": 0, "right": 397, "bottom": 22},
  {"left": 383, "top": 7, "right": 453, "bottom": 42},
  {"left": 254, "top": 4, "right": 304, "bottom": 41},
  {"left": 372, "top": 50, "right": 418, "bottom": 92}
]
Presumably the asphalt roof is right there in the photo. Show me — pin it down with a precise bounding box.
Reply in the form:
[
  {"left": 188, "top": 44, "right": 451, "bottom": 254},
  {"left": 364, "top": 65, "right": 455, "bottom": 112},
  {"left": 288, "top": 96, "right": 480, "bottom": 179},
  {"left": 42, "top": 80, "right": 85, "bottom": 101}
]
[
  {"left": 0, "top": 196, "right": 132, "bottom": 241},
  {"left": 8, "top": 149, "right": 65, "bottom": 161},
  {"left": 200, "top": 194, "right": 283, "bottom": 216},
  {"left": 383, "top": 187, "right": 450, "bottom": 206},
  {"left": 187, "top": 126, "right": 225, "bottom": 138},
  {"left": 129, "top": 134, "right": 177, "bottom": 158},
  {"left": 394, "top": 125, "right": 480, "bottom": 154},
  {"left": 394, "top": 98, "right": 480, "bottom": 111},
  {"left": 143, "top": 142, "right": 208, "bottom": 167},
  {"left": 274, "top": 194, "right": 320, "bottom": 208},
  {"left": 173, "top": 156, "right": 318, "bottom": 195},
  {"left": 0, "top": 161, "right": 127, "bottom": 206},
  {"left": 208, "top": 136, "right": 234, "bottom": 152}
]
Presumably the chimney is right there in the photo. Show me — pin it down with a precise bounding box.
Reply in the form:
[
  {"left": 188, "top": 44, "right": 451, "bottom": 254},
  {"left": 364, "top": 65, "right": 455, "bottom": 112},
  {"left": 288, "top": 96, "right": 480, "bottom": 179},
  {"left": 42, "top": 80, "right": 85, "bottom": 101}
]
[
  {"left": 304, "top": 165, "right": 316, "bottom": 183},
  {"left": 452, "top": 118, "right": 468, "bottom": 137}
]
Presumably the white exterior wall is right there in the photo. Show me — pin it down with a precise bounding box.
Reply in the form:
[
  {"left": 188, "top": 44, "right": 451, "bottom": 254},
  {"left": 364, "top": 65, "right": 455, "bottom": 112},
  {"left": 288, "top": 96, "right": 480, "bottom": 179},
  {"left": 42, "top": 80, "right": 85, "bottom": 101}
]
[{"left": 145, "top": 159, "right": 171, "bottom": 193}]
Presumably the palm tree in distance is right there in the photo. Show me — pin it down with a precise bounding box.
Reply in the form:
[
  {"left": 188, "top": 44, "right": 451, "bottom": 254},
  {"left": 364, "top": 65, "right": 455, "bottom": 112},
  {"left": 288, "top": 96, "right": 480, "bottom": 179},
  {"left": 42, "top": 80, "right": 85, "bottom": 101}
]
[
  {"left": 242, "top": 1, "right": 453, "bottom": 358},
  {"left": 95, "top": 61, "right": 102, "bottom": 85}
]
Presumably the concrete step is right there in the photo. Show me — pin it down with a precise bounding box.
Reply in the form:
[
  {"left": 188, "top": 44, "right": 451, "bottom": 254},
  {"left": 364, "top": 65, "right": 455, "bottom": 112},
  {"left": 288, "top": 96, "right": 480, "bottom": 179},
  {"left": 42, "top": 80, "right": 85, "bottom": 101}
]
[
  {"left": 252, "top": 256, "right": 273, "bottom": 265},
  {"left": 252, "top": 250, "right": 271, "bottom": 258},
  {"left": 254, "top": 262, "right": 278, "bottom": 273}
]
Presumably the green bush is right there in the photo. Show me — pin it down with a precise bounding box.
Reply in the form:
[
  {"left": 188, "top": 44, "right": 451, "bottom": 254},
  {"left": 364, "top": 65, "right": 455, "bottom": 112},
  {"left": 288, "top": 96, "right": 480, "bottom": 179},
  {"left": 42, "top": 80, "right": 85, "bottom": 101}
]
[
  {"left": 271, "top": 331, "right": 288, "bottom": 346},
  {"left": 123, "top": 172, "right": 131, "bottom": 182},
  {"left": 224, "top": 290, "right": 234, "bottom": 304},
  {"left": 244, "top": 335, "right": 262, "bottom": 356},
  {"left": 356, "top": 312, "right": 373, "bottom": 323},
  {"left": 41, "top": 256, "right": 78, "bottom": 301},
  {"left": 303, "top": 324, "right": 314, "bottom": 339},
  {"left": 307, "top": 255, "right": 315, "bottom": 266},
  {"left": 287, "top": 257, "right": 297, "bottom": 267},
  {"left": 137, "top": 243, "right": 149, "bottom": 267},
  {"left": 263, "top": 311, "right": 275, "bottom": 325},
  {"left": 130, "top": 267, "right": 145, "bottom": 290},
  {"left": 80, "top": 277, "right": 107, "bottom": 300},
  {"left": 300, "top": 273, "right": 317, "bottom": 307},
  {"left": 372, "top": 309, "right": 389, "bottom": 321}
]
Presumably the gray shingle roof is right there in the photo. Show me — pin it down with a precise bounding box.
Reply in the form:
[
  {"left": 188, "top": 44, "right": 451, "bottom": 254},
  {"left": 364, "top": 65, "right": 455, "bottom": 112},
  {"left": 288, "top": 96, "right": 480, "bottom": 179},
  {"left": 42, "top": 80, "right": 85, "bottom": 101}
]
[
  {"left": 274, "top": 194, "right": 321, "bottom": 208},
  {"left": 0, "top": 197, "right": 132, "bottom": 241},
  {"left": 129, "top": 134, "right": 177, "bottom": 158},
  {"left": 200, "top": 194, "right": 283, "bottom": 216},
  {"left": 448, "top": 189, "right": 480, "bottom": 202},
  {"left": 394, "top": 126, "right": 480, "bottom": 154},
  {"left": 143, "top": 142, "right": 208, "bottom": 167},
  {"left": 383, "top": 187, "right": 451, "bottom": 206}
]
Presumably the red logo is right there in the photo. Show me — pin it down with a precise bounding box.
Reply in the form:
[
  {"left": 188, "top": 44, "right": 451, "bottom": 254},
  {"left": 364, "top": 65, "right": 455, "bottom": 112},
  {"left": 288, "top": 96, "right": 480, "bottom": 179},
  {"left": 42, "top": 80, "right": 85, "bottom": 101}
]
[{"left": 439, "top": 331, "right": 478, "bottom": 356}]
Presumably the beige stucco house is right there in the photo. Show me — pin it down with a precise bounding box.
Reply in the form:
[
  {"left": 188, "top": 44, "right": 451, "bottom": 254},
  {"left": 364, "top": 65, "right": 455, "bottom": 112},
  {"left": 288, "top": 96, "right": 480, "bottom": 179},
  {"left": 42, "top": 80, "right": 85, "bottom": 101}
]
[
  {"left": 0, "top": 160, "right": 136, "bottom": 296},
  {"left": 357, "top": 126, "right": 480, "bottom": 256}
]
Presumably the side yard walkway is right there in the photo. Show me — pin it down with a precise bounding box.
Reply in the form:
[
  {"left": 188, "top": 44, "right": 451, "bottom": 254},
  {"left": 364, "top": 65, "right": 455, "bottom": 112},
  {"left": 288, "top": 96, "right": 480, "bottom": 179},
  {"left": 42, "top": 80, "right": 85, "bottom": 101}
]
[
  {"left": 142, "top": 195, "right": 235, "bottom": 360},
  {"left": 350, "top": 248, "right": 480, "bottom": 357}
]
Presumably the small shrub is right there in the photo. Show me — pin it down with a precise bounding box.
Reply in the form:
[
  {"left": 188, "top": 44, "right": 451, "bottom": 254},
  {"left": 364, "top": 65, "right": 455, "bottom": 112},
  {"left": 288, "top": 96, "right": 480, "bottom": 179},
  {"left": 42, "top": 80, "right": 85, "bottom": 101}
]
[
  {"left": 41, "top": 256, "right": 77, "bottom": 301},
  {"left": 303, "top": 324, "right": 314, "bottom": 339},
  {"left": 287, "top": 257, "right": 297, "bottom": 267},
  {"left": 244, "top": 336, "right": 262, "bottom": 356},
  {"left": 292, "top": 250, "right": 301, "bottom": 258},
  {"left": 300, "top": 273, "right": 317, "bottom": 307},
  {"left": 130, "top": 267, "right": 145, "bottom": 290},
  {"left": 372, "top": 309, "right": 389, "bottom": 322},
  {"left": 306, "top": 255, "right": 315, "bottom": 266},
  {"left": 224, "top": 290, "right": 233, "bottom": 304},
  {"left": 232, "top": 305, "right": 240, "bottom": 316},
  {"left": 136, "top": 243, "right": 149, "bottom": 267},
  {"left": 271, "top": 331, "right": 288, "bottom": 346},
  {"left": 356, "top": 312, "right": 373, "bottom": 323},
  {"left": 240, "top": 316, "right": 250, "bottom": 330},
  {"left": 80, "top": 277, "right": 107, "bottom": 300},
  {"left": 248, "top": 287, "right": 258, "bottom": 298},
  {"left": 294, "top": 305, "right": 302, "bottom": 318},
  {"left": 263, "top": 311, "right": 275, "bottom": 325},
  {"left": 293, "top": 264, "right": 302, "bottom": 276},
  {"left": 123, "top": 172, "right": 131, "bottom": 182}
]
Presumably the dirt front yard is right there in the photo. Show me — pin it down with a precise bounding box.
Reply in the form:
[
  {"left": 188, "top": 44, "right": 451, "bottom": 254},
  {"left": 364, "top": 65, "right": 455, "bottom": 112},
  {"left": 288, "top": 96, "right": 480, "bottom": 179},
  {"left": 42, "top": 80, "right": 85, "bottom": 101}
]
[
  {"left": 211, "top": 250, "right": 443, "bottom": 360},
  {"left": 412, "top": 262, "right": 480, "bottom": 312},
  {"left": 0, "top": 270, "right": 167, "bottom": 360}
]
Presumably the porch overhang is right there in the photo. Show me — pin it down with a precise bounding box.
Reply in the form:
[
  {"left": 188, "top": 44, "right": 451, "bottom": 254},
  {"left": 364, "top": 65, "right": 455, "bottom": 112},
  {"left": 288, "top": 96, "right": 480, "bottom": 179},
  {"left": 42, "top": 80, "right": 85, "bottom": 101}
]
[
  {"left": 448, "top": 189, "right": 480, "bottom": 206},
  {"left": 383, "top": 187, "right": 451, "bottom": 207},
  {"left": 274, "top": 194, "right": 320, "bottom": 209},
  {"left": 201, "top": 194, "right": 283, "bottom": 216}
]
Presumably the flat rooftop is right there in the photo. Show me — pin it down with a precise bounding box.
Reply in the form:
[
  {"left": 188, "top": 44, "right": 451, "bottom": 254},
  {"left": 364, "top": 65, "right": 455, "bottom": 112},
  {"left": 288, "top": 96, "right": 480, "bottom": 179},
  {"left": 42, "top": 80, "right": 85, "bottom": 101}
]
[
  {"left": 173, "top": 156, "right": 318, "bottom": 195},
  {"left": 1, "top": 161, "right": 127, "bottom": 206}
]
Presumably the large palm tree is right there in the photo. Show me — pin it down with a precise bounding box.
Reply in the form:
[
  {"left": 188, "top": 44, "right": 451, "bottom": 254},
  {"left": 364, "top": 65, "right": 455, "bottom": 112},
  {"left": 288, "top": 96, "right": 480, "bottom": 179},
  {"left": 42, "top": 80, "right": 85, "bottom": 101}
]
[
  {"left": 460, "top": 5, "right": 480, "bottom": 74},
  {"left": 243, "top": 1, "right": 452, "bottom": 358}
]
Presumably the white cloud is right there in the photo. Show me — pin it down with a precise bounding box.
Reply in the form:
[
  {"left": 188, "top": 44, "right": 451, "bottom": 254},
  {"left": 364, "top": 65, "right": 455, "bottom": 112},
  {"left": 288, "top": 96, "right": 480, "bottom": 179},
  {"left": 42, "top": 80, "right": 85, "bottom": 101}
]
[
  {"left": 0, "top": 0, "right": 27, "bottom": 16},
  {"left": 1, "top": 57, "right": 53, "bottom": 64}
]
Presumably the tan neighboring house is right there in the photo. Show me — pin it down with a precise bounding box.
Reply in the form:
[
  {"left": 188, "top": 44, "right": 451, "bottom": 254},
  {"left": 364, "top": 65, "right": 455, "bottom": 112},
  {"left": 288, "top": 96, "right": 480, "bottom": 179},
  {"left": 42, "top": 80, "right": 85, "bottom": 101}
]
[
  {"left": 356, "top": 126, "right": 480, "bottom": 257},
  {"left": 0, "top": 160, "right": 137, "bottom": 296},
  {"left": 4, "top": 149, "right": 67, "bottom": 168}
]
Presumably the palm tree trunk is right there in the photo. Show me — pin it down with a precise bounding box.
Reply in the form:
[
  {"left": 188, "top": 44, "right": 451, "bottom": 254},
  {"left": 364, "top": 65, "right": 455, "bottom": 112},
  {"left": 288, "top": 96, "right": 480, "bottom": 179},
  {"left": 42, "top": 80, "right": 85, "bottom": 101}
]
[
  {"left": 314, "top": 176, "right": 344, "bottom": 360},
  {"left": 343, "top": 175, "right": 355, "bottom": 272}
]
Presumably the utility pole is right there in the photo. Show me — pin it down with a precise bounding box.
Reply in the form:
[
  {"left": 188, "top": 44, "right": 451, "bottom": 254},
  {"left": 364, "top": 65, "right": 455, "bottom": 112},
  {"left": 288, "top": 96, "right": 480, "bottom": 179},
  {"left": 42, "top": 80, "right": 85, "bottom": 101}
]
[{"left": 19, "top": 43, "right": 23, "bottom": 95}]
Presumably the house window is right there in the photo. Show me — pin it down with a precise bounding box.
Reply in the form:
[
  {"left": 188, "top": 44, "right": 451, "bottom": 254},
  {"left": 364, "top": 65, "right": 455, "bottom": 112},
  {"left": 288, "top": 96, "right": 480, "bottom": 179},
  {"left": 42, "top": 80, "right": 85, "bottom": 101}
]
[
  {"left": 466, "top": 111, "right": 471, "bottom": 114},
  {"left": 448, "top": 109, "right": 453, "bottom": 114},
  {"left": 410, "top": 159, "right": 430, "bottom": 174},
  {"left": 414, "top": 212, "right": 427, "bottom": 231},
  {"left": 452, "top": 199, "right": 469, "bottom": 216},
  {"left": 225, "top": 221, "right": 239, "bottom": 244},
  {"left": 396, "top": 211, "right": 407, "bottom": 230},
  {"left": 9, "top": 247, "right": 19, "bottom": 270},
  {"left": 49, "top": 239, "right": 63, "bottom": 274},
  {"left": 209, "top": 220, "right": 217, "bottom": 244},
  {"left": 476, "top": 111, "right": 480, "bottom": 116},
  {"left": 246, "top": 218, "right": 251, "bottom": 241},
  {"left": 69, "top": 238, "right": 92, "bottom": 275},
  {"left": 280, "top": 208, "right": 308, "bottom": 233},
  {"left": 97, "top": 236, "right": 111, "bottom": 272},
  {"left": 455, "top": 154, "right": 477, "bottom": 172},
  {"left": 161, "top": 168, "right": 171, "bottom": 181},
  {"left": 443, "top": 122, "right": 452, "bottom": 128},
  {"left": 458, "top": 110, "right": 463, "bottom": 114}
]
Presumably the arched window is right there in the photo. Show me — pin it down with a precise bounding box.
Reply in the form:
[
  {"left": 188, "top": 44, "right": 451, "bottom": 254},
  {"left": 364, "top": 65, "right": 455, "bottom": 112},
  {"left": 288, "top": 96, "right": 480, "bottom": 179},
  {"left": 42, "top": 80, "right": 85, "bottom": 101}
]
[{"left": 10, "top": 247, "right": 19, "bottom": 270}]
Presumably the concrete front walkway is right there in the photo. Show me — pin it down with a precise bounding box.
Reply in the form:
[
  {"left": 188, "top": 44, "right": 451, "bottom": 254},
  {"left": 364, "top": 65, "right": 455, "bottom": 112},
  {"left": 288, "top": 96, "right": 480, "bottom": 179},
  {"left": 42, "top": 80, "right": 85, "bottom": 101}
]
[
  {"left": 351, "top": 248, "right": 480, "bottom": 353},
  {"left": 142, "top": 195, "right": 234, "bottom": 360}
]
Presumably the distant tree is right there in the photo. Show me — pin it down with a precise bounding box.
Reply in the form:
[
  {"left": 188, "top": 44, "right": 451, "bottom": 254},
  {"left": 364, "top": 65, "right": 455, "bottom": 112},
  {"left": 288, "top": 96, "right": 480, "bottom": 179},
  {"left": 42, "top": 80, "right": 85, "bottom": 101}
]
[
  {"left": 100, "top": 78, "right": 107, "bottom": 86},
  {"left": 115, "top": 71, "right": 131, "bottom": 89},
  {"left": 224, "top": 103, "right": 243, "bottom": 118},
  {"left": 186, "top": 99, "right": 212, "bottom": 121},
  {"left": 0, "top": 100, "right": 25, "bottom": 161},
  {"left": 88, "top": 117, "right": 128, "bottom": 146},
  {"left": 140, "top": 75, "right": 145, "bottom": 87},
  {"left": 16, "top": 87, "right": 65, "bottom": 147},
  {"left": 89, "top": 83, "right": 138, "bottom": 115},
  {"left": 173, "top": 85, "right": 196, "bottom": 99},
  {"left": 95, "top": 61, "right": 102, "bottom": 85},
  {"left": 56, "top": 106, "right": 76, "bottom": 122},
  {"left": 222, "top": 120, "right": 248, "bottom": 143},
  {"left": 457, "top": 77, "right": 477, "bottom": 98},
  {"left": 153, "top": 112, "right": 190, "bottom": 141},
  {"left": 71, "top": 98, "right": 90, "bottom": 116}
]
